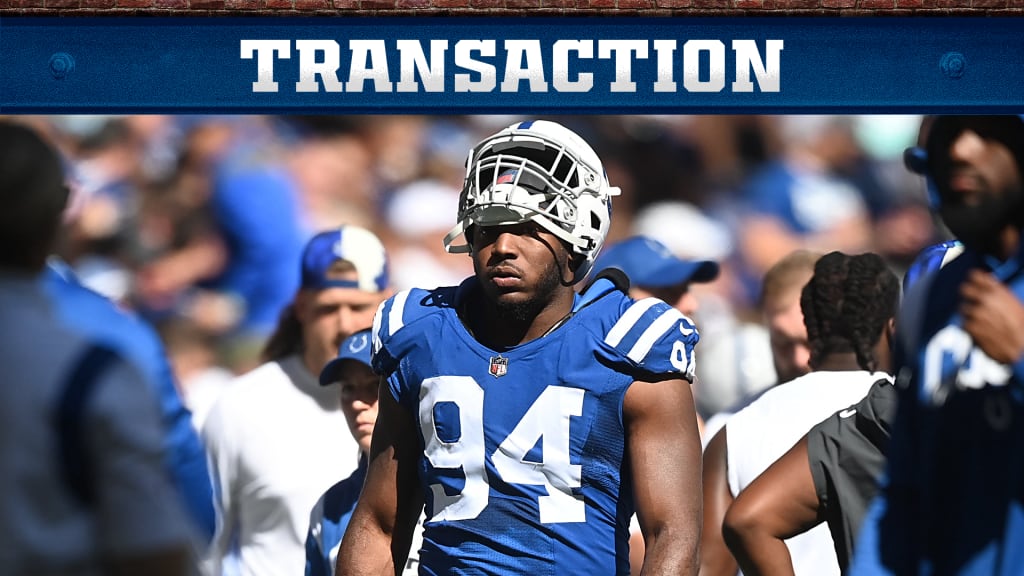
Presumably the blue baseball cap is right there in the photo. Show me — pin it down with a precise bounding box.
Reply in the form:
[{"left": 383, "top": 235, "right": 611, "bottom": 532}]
[
  {"left": 301, "top": 226, "right": 389, "bottom": 292},
  {"left": 319, "top": 328, "right": 373, "bottom": 386},
  {"left": 592, "top": 236, "right": 719, "bottom": 289}
]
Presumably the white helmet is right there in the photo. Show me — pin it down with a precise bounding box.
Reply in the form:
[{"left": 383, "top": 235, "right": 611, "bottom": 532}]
[{"left": 443, "top": 120, "right": 620, "bottom": 283}]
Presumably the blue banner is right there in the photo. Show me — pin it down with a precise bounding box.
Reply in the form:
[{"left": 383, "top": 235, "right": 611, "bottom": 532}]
[{"left": 1, "top": 17, "right": 1022, "bottom": 113}]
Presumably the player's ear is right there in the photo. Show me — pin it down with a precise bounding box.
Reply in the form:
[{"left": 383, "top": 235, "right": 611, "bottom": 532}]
[
  {"left": 562, "top": 242, "right": 581, "bottom": 271},
  {"left": 876, "top": 316, "right": 897, "bottom": 358}
]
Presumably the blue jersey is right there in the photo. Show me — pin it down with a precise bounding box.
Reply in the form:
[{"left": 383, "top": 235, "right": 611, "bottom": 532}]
[
  {"left": 306, "top": 457, "right": 368, "bottom": 576},
  {"left": 207, "top": 160, "right": 305, "bottom": 335},
  {"left": 42, "top": 263, "right": 216, "bottom": 542},
  {"left": 371, "top": 277, "right": 699, "bottom": 576},
  {"left": 850, "top": 245, "right": 1024, "bottom": 576},
  {"left": 306, "top": 457, "right": 425, "bottom": 576},
  {"left": 901, "top": 240, "right": 964, "bottom": 294}
]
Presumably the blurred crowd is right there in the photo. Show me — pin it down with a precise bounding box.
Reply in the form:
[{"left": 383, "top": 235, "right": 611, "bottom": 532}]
[{"left": 19, "top": 113, "right": 945, "bottom": 422}]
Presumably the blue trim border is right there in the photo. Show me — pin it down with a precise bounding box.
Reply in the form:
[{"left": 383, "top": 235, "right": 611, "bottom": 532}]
[{"left": 2, "top": 17, "right": 1022, "bottom": 113}]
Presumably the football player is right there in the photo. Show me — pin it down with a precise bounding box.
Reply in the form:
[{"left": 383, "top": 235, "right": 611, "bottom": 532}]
[{"left": 337, "top": 120, "right": 703, "bottom": 575}]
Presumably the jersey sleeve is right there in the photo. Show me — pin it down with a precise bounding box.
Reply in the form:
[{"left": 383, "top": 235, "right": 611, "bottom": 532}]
[
  {"left": 596, "top": 296, "right": 700, "bottom": 382},
  {"left": 371, "top": 287, "right": 453, "bottom": 402},
  {"left": 372, "top": 289, "right": 421, "bottom": 376}
]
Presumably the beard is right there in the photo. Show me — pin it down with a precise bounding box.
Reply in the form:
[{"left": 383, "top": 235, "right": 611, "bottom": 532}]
[
  {"left": 939, "top": 187, "right": 1024, "bottom": 254},
  {"left": 491, "top": 261, "right": 563, "bottom": 323}
]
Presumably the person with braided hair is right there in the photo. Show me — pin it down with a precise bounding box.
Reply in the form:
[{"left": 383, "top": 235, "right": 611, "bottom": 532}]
[
  {"left": 721, "top": 247, "right": 973, "bottom": 575},
  {"left": 701, "top": 251, "right": 899, "bottom": 576}
]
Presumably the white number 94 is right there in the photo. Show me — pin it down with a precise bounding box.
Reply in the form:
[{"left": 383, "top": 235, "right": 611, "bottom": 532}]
[{"left": 418, "top": 376, "right": 586, "bottom": 525}]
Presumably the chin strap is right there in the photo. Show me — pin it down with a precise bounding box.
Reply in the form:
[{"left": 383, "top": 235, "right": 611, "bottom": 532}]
[{"left": 443, "top": 220, "right": 471, "bottom": 254}]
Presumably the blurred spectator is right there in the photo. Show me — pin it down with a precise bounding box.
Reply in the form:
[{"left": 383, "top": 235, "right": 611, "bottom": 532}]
[
  {"left": 385, "top": 179, "right": 476, "bottom": 292},
  {"left": 632, "top": 200, "right": 734, "bottom": 264},
  {"left": 0, "top": 119, "right": 194, "bottom": 576},
  {"left": 359, "top": 115, "right": 431, "bottom": 188},
  {"left": 702, "top": 249, "right": 820, "bottom": 443},
  {"left": 847, "top": 115, "right": 939, "bottom": 269},
  {"left": 282, "top": 117, "right": 377, "bottom": 233},
  {"left": 54, "top": 116, "right": 147, "bottom": 302},
  {"left": 45, "top": 263, "right": 218, "bottom": 547},
  {"left": 305, "top": 329, "right": 425, "bottom": 576},
  {"left": 699, "top": 250, "right": 820, "bottom": 576},
  {"left": 628, "top": 201, "right": 775, "bottom": 418},
  {"left": 157, "top": 317, "right": 234, "bottom": 431},
  {"left": 202, "top": 225, "right": 391, "bottom": 576},
  {"left": 735, "top": 115, "right": 873, "bottom": 306},
  {"left": 134, "top": 117, "right": 305, "bottom": 372},
  {"left": 591, "top": 235, "right": 720, "bottom": 317},
  {"left": 377, "top": 119, "right": 479, "bottom": 292}
]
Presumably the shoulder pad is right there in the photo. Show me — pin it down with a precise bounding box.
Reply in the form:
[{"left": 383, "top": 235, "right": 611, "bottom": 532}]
[
  {"left": 371, "top": 287, "right": 454, "bottom": 375},
  {"left": 574, "top": 274, "right": 627, "bottom": 313},
  {"left": 598, "top": 297, "right": 700, "bottom": 382}
]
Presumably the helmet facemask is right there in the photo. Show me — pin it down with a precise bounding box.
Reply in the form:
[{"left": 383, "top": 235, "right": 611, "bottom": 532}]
[{"left": 444, "top": 121, "right": 619, "bottom": 284}]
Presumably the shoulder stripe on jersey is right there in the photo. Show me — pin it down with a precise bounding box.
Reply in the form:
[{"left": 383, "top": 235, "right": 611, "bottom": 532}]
[
  {"left": 627, "top": 307, "right": 684, "bottom": 364},
  {"left": 604, "top": 297, "right": 661, "bottom": 348},
  {"left": 388, "top": 289, "right": 412, "bottom": 337},
  {"left": 371, "top": 300, "right": 387, "bottom": 356},
  {"left": 942, "top": 244, "right": 966, "bottom": 267}
]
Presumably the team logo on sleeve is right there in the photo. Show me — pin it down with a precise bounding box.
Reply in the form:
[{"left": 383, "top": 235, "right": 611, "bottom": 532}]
[{"left": 488, "top": 355, "right": 509, "bottom": 378}]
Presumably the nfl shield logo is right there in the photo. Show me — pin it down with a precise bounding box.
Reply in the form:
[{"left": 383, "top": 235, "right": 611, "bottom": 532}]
[
  {"left": 496, "top": 169, "right": 518, "bottom": 185},
  {"left": 488, "top": 355, "right": 509, "bottom": 378}
]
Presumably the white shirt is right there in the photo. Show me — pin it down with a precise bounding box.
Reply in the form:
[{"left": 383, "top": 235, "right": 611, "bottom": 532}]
[
  {"left": 202, "top": 354, "right": 359, "bottom": 576},
  {"left": 0, "top": 274, "right": 190, "bottom": 574},
  {"left": 181, "top": 366, "right": 234, "bottom": 432},
  {"left": 726, "top": 369, "right": 888, "bottom": 576}
]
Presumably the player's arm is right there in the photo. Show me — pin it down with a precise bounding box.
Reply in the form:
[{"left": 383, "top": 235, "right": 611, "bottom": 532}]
[
  {"left": 722, "top": 436, "right": 821, "bottom": 576},
  {"left": 337, "top": 377, "right": 422, "bottom": 576},
  {"left": 625, "top": 376, "right": 702, "bottom": 576},
  {"left": 698, "top": 428, "right": 736, "bottom": 576}
]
